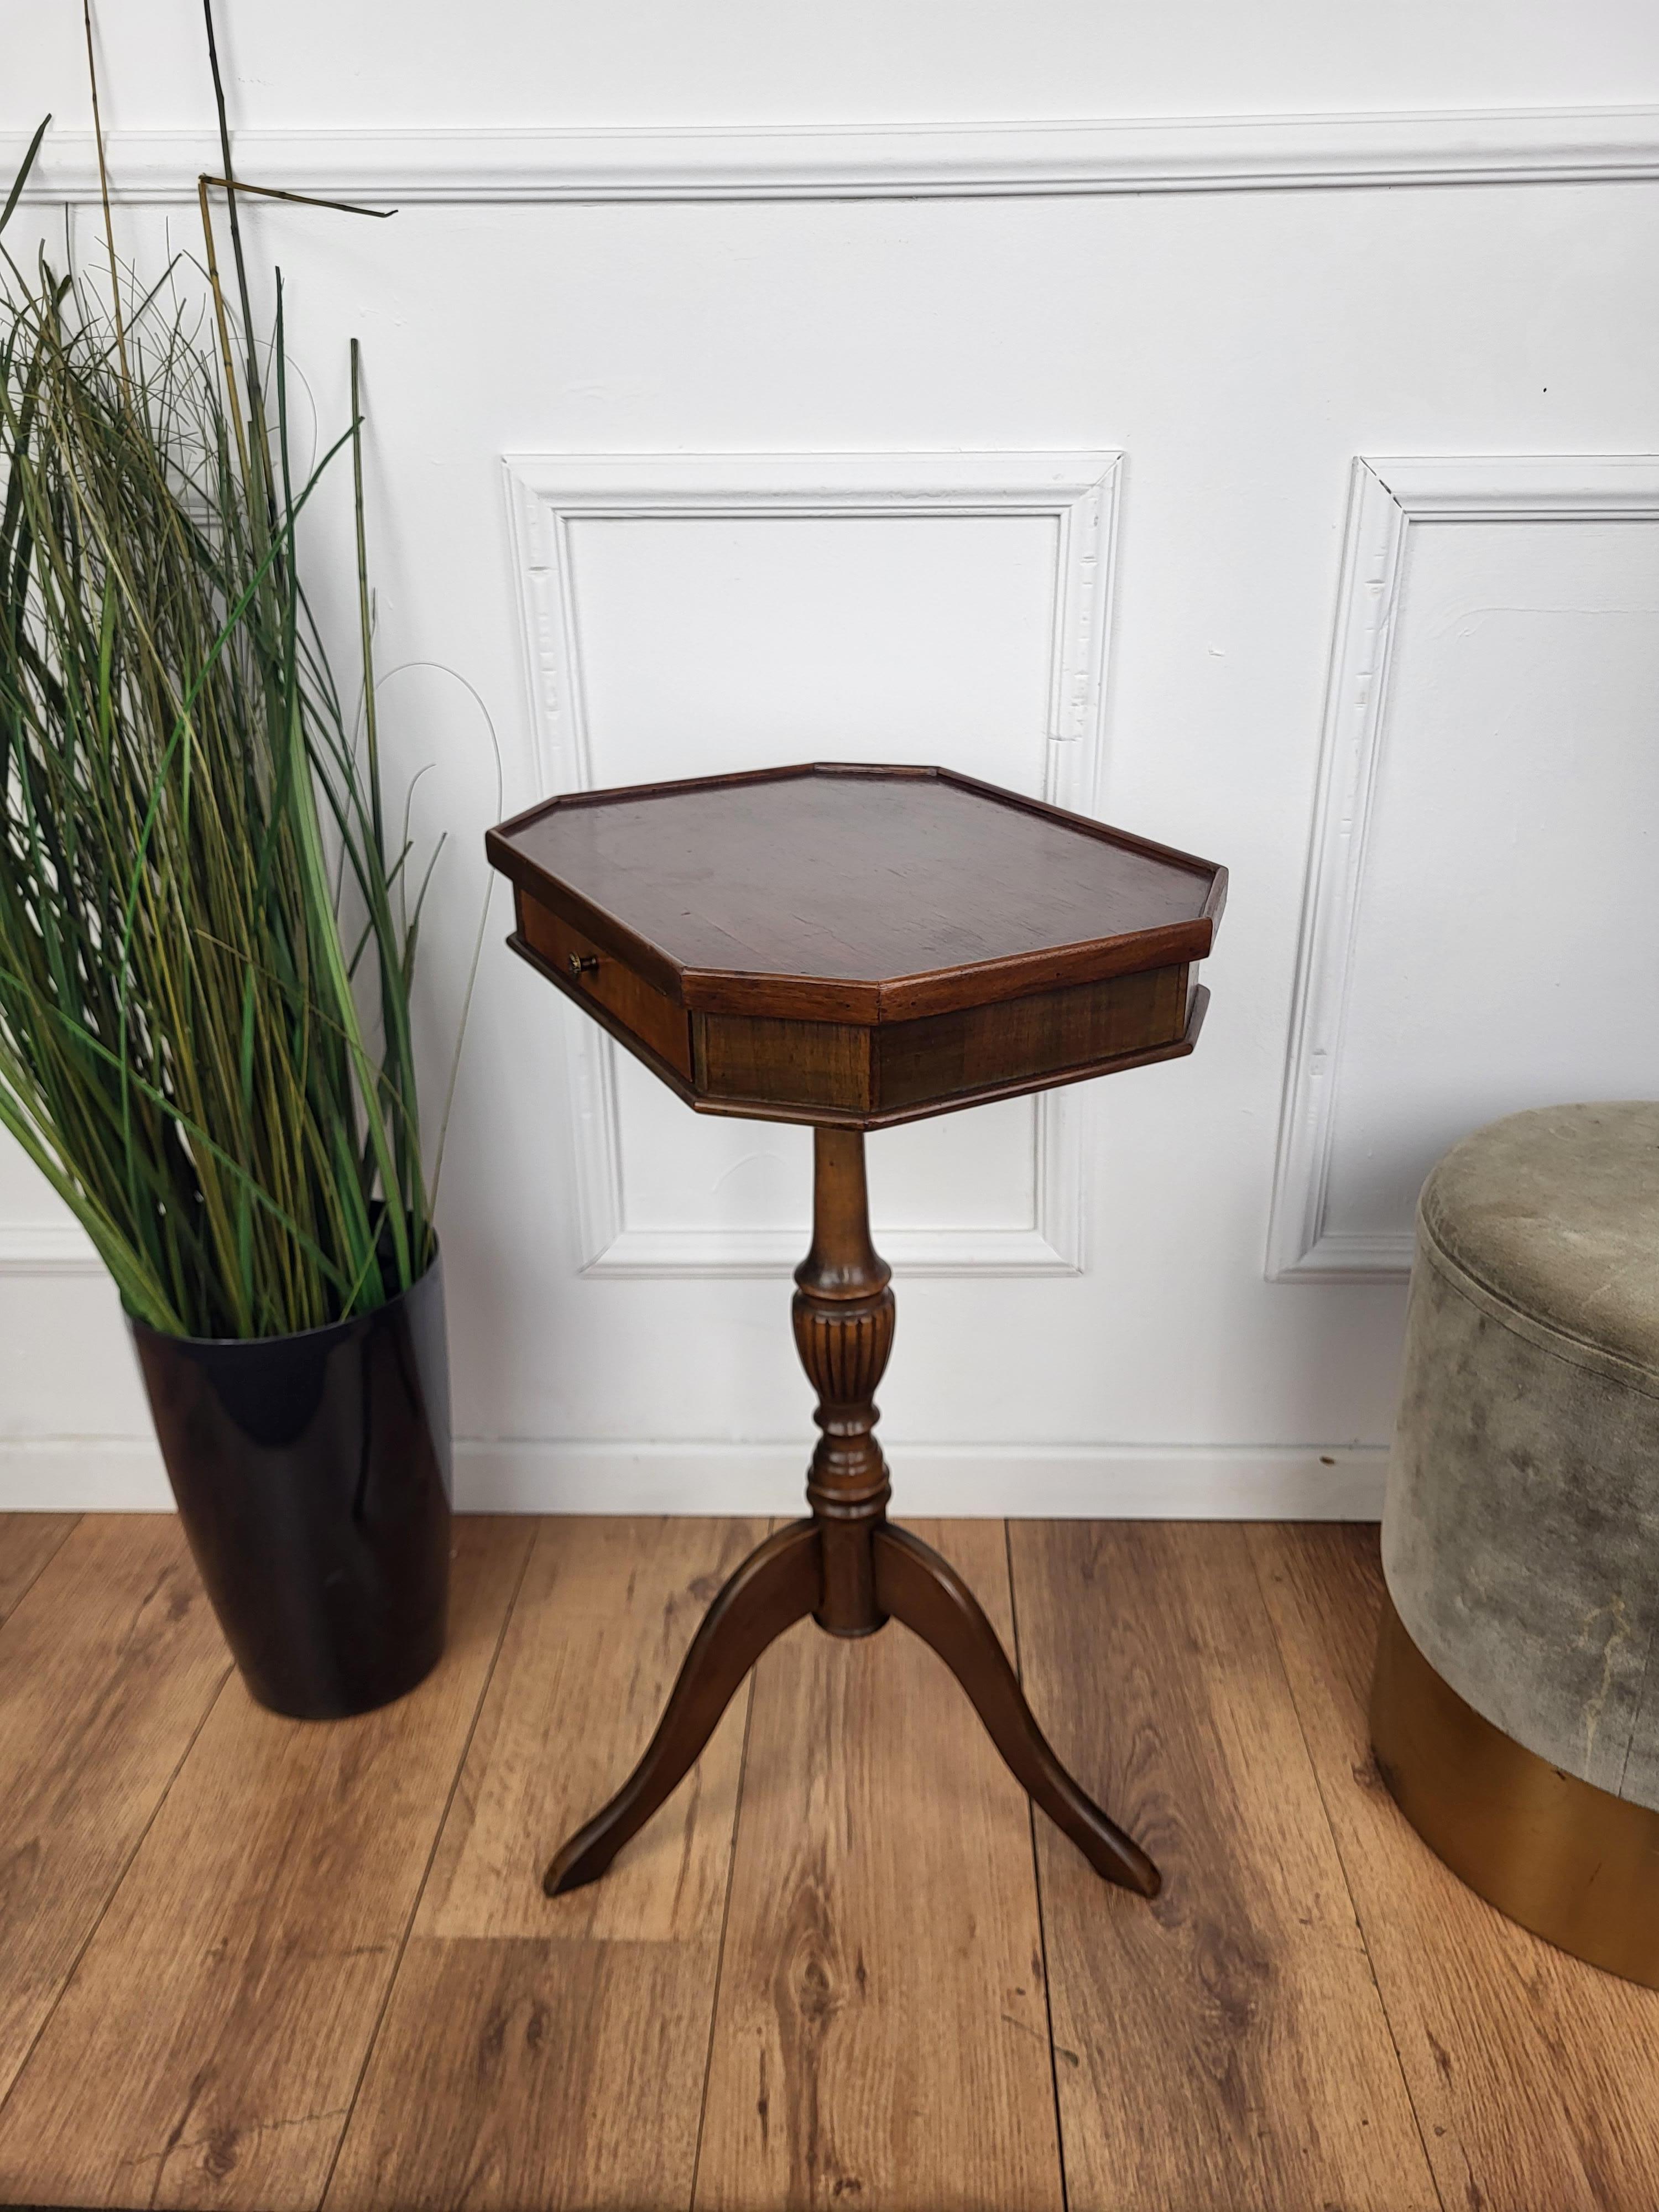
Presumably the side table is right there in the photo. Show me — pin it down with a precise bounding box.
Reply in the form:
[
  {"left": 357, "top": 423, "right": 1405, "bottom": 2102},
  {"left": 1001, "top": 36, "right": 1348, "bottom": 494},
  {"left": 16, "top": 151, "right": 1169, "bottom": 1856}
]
[{"left": 487, "top": 762, "right": 1224, "bottom": 1901}]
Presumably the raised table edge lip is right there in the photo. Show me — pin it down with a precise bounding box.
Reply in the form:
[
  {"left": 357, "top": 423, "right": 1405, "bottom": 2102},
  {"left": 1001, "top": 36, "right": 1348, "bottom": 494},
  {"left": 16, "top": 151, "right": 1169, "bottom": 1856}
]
[{"left": 485, "top": 761, "right": 1228, "bottom": 1022}]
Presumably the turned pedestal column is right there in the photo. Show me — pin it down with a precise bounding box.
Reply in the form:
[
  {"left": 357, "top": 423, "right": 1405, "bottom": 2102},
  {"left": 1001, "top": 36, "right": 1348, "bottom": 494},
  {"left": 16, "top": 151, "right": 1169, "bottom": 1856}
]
[{"left": 795, "top": 1126, "right": 894, "bottom": 1636}]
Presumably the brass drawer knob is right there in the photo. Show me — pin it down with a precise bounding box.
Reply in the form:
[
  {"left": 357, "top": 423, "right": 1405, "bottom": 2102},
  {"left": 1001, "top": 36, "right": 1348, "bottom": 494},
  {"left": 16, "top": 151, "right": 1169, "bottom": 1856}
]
[{"left": 567, "top": 952, "right": 600, "bottom": 978}]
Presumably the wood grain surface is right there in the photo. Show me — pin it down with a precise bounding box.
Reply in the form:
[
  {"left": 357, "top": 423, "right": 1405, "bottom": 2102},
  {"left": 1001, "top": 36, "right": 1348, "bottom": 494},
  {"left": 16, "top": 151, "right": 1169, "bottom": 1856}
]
[
  {"left": 1009, "top": 1520, "right": 1439, "bottom": 2212},
  {"left": 326, "top": 1518, "right": 764, "bottom": 2212},
  {"left": 4, "top": 1511, "right": 1658, "bottom": 2212},
  {"left": 495, "top": 764, "right": 1220, "bottom": 1127},
  {"left": 520, "top": 898, "right": 695, "bottom": 1078},
  {"left": 0, "top": 1516, "right": 531, "bottom": 2212},
  {"left": 0, "top": 1511, "right": 78, "bottom": 1625},
  {"left": 488, "top": 763, "right": 1220, "bottom": 1019},
  {"left": 875, "top": 962, "right": 1188, "bottom": 1110},
  {"left": 421, "top": 1515, "right": 763, "bottom": 1944},
  {"left": 1253, "top": 1521, "right": 1659, "bottom": 2212},
  {"left": 0, "top": 1516, "right": 230, "bottom": 2110},
  {"left": 693, "top": 1519, "right": 1064, "bottom": 2212}
]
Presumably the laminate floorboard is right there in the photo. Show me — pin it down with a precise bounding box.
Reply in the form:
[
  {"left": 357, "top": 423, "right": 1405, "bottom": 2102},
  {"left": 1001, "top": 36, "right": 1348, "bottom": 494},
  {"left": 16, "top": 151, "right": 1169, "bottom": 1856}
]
[
  {"left": 326, "top": 1517, "right": 763, "bottom": 2212},
  {"left": 693, "top": 1520, "right": 1063, "bottom": 2212},
  {"left": 0, "top": 1517, "right": 532, "bottom": 2212},
  {"left": 0, "top": 1517, "right": 230, "bottom": 2111},
  {"left": 2, "top": 1513, "right": 1657, "bottom": 2212},
  {"left": 0, "top": 1514, "right": 79, "bottom": 1625},
  {"left": 1253, "top": 1521, "right": 1659, "bottom": 2212},
  {"left": 1009, "top": 1520, "right": 1438, "bottom": 2212}
]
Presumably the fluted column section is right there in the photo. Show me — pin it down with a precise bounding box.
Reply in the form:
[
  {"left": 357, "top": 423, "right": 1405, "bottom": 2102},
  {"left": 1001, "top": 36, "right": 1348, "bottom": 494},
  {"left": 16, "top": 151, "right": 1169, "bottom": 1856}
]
[{"left": 794, "top": 1126, "right": 895, "bottom": 1634}]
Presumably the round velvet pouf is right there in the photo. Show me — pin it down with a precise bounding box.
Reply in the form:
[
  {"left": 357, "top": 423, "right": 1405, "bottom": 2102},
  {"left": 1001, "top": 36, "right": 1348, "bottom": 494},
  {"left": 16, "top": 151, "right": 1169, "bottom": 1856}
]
[{"left": 1373, "top": 1101, "right": 1659, "bottom": 1985}]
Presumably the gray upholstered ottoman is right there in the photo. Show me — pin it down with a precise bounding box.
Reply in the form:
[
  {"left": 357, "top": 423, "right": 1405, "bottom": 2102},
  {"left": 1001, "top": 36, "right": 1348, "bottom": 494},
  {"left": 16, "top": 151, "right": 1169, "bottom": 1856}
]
[{"left": 1371, "top": 1102, "right": 1659, "bottom": 1984}]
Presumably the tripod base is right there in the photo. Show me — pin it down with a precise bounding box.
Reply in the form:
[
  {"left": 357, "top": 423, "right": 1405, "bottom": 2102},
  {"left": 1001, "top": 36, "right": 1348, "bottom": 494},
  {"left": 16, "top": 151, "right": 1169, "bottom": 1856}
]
[
  {"left": 542, "top": 1126, "right": 1159, "bottom": 1907},
  {"left": 543, "top": 1514, "right": 1159, "bottom": 1901}
]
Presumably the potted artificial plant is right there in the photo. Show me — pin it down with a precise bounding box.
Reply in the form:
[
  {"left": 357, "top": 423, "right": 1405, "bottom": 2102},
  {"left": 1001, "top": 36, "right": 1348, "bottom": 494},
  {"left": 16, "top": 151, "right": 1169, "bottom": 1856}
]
[{"left": 0, "top": 89, "right": 453, "bottom": 1718}]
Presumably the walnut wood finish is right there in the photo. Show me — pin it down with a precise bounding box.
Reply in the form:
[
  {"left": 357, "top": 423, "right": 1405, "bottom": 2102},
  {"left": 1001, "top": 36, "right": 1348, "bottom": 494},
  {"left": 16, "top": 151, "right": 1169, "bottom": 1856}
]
[
  {"left": 519, "top": 895, "right": 694, "bottom": 1079},
  {"left": 488, "top": 761, "right": 1224, "bottom": 1129},
  {"left": 542, "top": 1128, "right": 1159, "bottom": 1903},
  {"left": 795, "top": 1127, "right": 894, "bottom": 1635},
  {"left": 512, "top": 912, "right": 1209, "bottom": 1128},
  {"left": 488, "top": 762, "right": 1224, "bottom": 1020},
  {"left": 497, "top": 762, "right": 1206, "bottom": 1912}
]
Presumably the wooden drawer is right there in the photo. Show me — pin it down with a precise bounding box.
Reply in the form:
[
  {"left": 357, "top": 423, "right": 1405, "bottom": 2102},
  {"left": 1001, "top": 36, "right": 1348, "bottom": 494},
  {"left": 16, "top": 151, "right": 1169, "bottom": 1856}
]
[
  {"left": 696, "top": 1013, "right": 874, "bottom": 1114},
  {"left": 690, "top": 963, "right": 1191, "bottom": 1121},
  {"left": 517, "top": 895, "right": 692, "bottom": 1079},
  {"left": 875, "top": 963, "right": 1190, "bottom": 1114}
]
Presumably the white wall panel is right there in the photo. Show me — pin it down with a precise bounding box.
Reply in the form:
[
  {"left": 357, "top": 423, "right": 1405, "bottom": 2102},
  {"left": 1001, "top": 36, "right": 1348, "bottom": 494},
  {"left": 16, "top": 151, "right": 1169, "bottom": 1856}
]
[
  {"left": 1270, "top": 459, "right": 1659, "bottom": 1279},
  {"left": 3, "top": 3, "right": 1659, "bottom": 1512},
  {"left": 15, "top": 3, "right": 1659, "bottom": 131},
  {"left": 502, "top": 451, "right": 1115, "bottom": 1277},
  {"left": 569, "top": 514, "right": 1060, "bottom": 772}
]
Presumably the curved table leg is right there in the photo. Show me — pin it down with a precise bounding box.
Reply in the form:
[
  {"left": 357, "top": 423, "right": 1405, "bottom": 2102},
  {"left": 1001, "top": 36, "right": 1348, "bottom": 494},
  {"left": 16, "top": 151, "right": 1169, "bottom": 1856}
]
[
  {"left": 873, "top": 1520, "right": 1160, "bottom": 1897},
  {"left": 543, "top": 1517, "right": 822, "bottom": 1896}
]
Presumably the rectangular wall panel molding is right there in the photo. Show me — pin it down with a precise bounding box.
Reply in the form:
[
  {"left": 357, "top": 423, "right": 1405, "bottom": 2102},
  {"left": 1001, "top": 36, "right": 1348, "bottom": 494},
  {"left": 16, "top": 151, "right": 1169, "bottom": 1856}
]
[
  {"left": 14, "top": 106, "right": 1659, "bottom": 206},
  {"left": 502, "top": 451, "right": 1123, "bottom": 1279},
  {"left": 1267, "top": 453, "right": 1659, "bottom": 1282}
]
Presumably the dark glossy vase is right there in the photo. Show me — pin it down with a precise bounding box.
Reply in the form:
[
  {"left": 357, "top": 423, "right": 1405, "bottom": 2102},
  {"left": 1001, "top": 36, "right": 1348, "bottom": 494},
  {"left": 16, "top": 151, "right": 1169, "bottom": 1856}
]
[{"left": 129, "top": 1255, "right": 452, "bottom": 1720}]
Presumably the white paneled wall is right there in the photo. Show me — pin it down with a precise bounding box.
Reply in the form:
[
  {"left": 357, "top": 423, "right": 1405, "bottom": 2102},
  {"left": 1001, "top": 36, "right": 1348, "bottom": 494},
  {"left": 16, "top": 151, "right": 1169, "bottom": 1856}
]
[
  {"left": 1269, "top": 461, "right": 1659, "bottom": 1280},
  {"left": 4, "top": 4, "right": 1658, "bottom": 1515},
  {"left": 502, "top": 451, "right": 1116, "bottom": 1279}
]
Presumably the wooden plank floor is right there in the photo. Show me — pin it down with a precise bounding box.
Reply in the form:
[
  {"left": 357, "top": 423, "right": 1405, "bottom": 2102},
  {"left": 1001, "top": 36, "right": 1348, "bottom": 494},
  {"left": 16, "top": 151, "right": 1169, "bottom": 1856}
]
[{"left": 1, "top": 1515, "right": 1657, "bottom": 2210}]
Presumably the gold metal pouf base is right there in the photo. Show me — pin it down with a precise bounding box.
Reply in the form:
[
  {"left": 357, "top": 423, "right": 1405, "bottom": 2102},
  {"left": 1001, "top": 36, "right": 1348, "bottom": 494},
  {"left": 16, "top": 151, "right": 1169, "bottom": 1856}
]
[{"left": 1370, "top": 1588, "right": 1659, "bottom": 1989}]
